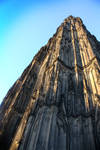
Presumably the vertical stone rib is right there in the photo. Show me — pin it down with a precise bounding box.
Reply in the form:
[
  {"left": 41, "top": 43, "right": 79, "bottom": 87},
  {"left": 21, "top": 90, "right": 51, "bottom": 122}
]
[
  {"left": 45, "top": 108, "right": 54, "bottom": 150},
  {"left": 70, "top": 22, "right": 78, "bottom": 83},
  {"left": 30, "top": 109, "right": 44, "bottom": 150},
  {"left": 9, "top": 98, "right": 36, "bottom": 150}
]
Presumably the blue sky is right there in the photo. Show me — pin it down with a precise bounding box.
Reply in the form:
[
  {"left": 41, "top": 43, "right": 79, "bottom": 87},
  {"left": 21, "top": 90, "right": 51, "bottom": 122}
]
[{"left": 0, "top": 0, "right": 100, "bottom": 104}]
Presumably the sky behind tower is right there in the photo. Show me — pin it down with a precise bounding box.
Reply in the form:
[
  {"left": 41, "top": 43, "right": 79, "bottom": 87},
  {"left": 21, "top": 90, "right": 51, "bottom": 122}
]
[{"left": 0, "top": 0, "right": 100, "bottom": 103}]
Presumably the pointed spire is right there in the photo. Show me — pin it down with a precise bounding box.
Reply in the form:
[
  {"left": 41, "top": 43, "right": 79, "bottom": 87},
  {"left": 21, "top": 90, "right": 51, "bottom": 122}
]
[{"left": 0, "top": 16, "right": 100, "bottom": 150}]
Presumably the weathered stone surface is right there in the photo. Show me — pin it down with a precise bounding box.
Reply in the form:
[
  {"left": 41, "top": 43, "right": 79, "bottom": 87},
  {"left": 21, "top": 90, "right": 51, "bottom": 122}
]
[{"left": 0, "top": 15, "right": 100, "bottom": 150}]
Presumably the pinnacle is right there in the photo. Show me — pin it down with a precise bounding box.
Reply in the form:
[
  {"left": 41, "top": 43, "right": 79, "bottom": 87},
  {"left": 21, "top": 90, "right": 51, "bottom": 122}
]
[
  {"left": 64, "top": 15, "right": 83, "bottom": 24},
  {"left": 67, "top": 15, "right": 75, "bottom": 19}
]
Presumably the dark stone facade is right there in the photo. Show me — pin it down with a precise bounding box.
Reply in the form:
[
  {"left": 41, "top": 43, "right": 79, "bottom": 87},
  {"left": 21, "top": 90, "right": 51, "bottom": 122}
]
[{"left": 0, "top": 16, "right": 100, "bottom": 150}]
